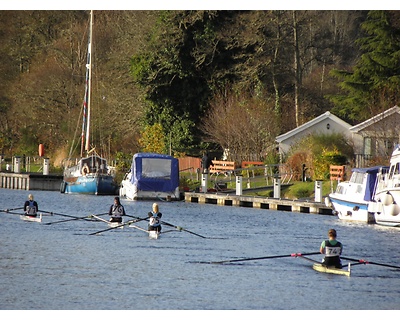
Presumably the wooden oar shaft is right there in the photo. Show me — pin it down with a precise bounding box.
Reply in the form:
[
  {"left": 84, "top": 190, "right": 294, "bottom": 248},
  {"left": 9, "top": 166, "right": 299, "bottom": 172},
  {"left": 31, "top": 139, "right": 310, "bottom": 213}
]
[
  {"left": 211, "top": 252, "right": 320, "bottom": 264},
  {"left": 341, "top": 256, "right": 400, "bottom": 270}
]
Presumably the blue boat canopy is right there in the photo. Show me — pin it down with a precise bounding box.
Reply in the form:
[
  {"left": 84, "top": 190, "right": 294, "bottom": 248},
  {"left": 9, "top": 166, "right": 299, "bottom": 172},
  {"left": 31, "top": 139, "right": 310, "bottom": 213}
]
[
  {"left": 130, "top": 153, "right": 179, "bottom": 193},
  {"left": 351, "top": 166, "right": 389, "bottom": 201}
]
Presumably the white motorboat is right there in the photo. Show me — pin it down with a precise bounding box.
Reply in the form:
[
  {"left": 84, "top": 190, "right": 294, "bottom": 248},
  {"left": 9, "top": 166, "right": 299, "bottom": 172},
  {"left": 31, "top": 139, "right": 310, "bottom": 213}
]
[
  {"left": 326, "top": 166, "right": 388, "bottom": 223},
  {"left": 370, "top": 145, "right": 400, "bottom": 227}
]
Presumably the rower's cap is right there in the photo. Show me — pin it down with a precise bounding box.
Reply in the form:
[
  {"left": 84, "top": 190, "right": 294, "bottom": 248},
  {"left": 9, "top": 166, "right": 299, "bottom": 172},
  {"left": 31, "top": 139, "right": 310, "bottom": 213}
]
[{"left": 28, "top": 194, "right": 33, "bottom": 200}]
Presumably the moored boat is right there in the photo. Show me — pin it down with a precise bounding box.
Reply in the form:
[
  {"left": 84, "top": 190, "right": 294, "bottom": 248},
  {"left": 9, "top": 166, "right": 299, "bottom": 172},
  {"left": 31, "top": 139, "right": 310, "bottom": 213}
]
[
  {"left": 370, "top": 145, "right": 400, "bottom": 227},
  {"left": 119, "top": 153, "right": 180, "bottom": 201},
  {"left": 312, "top": 263, "right": 351, "bottom": 276},
  {"left": 20, "top": 213, "right": 43, "bottom": 223},
  {"left": 326, "top": 166, "right": 388, "bottom": 223},
  {"left": 61, "top": 10, "right": 118, "bottom": 196}
]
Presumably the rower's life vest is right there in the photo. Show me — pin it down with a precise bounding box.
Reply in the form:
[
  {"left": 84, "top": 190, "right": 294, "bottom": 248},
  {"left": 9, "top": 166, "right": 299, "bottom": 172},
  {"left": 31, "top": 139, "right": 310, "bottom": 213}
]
[
  {"left": 27, "top": 200, "right": 37, "bottom": 215},
  {"left": 149, "top": 212, "right": 161, "bottom": 227},
  {"left": 324, "top": 240, "right": 342, "bottom": 257},
  {"left": 111, "top": 205, "right": 124, "bottom": 217}
]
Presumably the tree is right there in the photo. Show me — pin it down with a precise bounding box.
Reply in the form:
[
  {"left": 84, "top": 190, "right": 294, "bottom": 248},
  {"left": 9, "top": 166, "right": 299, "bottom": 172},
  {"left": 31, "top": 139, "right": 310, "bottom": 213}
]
[
  {"left": 201, "top": 87, "right": 279, "bottom": 164},
  {"left": 139, "top": 123, "right": 166, "bottom": 154},
  {"left": 329, "top": 11, "right": 400, "bottom": 122}
]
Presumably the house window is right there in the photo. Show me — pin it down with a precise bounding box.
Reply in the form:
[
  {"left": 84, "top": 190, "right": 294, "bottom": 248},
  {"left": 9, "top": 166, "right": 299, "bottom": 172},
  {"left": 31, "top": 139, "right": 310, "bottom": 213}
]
[
  {"left": 364, "top": 137, "right": 372, "bottom": 156},
  {"left": 384, "top": 139, "right": 398, "bottom": 154}
]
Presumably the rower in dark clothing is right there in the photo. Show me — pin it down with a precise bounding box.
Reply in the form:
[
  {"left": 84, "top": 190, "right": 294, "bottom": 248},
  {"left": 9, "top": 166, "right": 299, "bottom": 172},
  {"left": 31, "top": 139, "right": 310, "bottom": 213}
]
[
  {"left": 320, "top": 228, "right": 343, "bottom": 268},
  {"left": 148, "top": 202, "right": 162, "bottom": 232},
  {"left": 24, "top": 194, "right": 38, "bottom": 217},
  {"left": 109, "top": 196, "right": 125, "bottom": 223}
]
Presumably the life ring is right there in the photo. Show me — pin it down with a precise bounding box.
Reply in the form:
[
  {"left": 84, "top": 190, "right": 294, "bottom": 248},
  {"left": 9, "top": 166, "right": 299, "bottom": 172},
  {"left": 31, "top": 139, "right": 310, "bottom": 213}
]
[{"left": 82, "top": 164, "right": 90, "bottom": 175}]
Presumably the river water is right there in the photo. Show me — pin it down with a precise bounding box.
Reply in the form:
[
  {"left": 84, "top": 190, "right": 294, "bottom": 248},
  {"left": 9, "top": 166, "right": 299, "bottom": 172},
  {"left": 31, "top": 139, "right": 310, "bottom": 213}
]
[{"left": 1, "top": 188, "right": 399, "bottom": 313}]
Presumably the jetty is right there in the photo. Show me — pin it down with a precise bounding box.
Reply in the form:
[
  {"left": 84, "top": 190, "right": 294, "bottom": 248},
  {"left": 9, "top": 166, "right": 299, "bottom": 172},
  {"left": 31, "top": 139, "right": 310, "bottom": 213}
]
[
  {"left": 0, "top": 172, "right": 63, "bottom": 191},
  {"left": 184, "top": 192, "right": 333, "bottom": 215}
]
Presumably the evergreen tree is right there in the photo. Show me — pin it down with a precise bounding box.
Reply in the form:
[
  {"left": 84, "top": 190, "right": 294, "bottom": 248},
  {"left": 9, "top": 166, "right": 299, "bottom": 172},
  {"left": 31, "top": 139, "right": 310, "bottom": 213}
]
[{"left": 329, "top": 11, "right": 400, "bottom": 123}]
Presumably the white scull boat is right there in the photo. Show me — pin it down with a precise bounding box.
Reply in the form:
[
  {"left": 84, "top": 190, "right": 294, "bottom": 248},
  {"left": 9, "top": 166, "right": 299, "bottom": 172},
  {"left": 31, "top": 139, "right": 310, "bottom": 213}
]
[
  {"left": 20, "top": 213, "right": 43, "bottom": 223},
  {"left": 92, "top": 214, "right": 124, "bottom": 229},
  {"left": 297, "top": 254, "right": 351, "bottom": 276},
  {"left": 149, "top": 230, "right": 160, "bottom": 239},
  {"left": 128, "top": 224, "right": 160, "bottom": 239},
  {"left": 312, "top": 263, "right": 351, "bottom": 276}
]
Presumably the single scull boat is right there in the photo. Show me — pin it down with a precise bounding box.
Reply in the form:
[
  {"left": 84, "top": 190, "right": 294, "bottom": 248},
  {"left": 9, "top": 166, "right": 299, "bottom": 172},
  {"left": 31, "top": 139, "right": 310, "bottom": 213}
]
[
  {"left": 20, "top": 213, "right": 43, "bottom": 223},
  {"left": 92, "top": 214, "right": 124, "bottom": 229},
  {"left": 312, "top": 263, "right": 351, "bottom": 276}
]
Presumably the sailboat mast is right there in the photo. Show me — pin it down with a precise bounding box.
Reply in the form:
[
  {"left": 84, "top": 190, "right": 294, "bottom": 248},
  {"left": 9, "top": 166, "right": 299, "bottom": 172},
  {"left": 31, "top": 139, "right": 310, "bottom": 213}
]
[{"left": 85, "top": 10, "right": 93, "bottom": 155}]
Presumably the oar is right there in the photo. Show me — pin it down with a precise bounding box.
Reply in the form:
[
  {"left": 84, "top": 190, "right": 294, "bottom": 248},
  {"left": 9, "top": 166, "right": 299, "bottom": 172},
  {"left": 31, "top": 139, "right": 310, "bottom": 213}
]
[
  {"left": 38, "top": 210, "right": 82, "bottom": 219},
  {"left": 44, "top": 213, "right": 108, "bottom": 225},
  {"left": 0, "top": 207, "right": 24, "bottom": 213},
  {"left": 160, "top": 220, "right": 208, "bottom": 239},
  {"left": 129, "top": 224, "right": 150, "bottom": 233},
  {"left": 0, "top": 207, "right": 25, "bottom": 215},
  {"left": 206, "top": 252, "right": 321, "bottom": 264},
  {"left": 89, "top": 217, "right": 148, "bottom": 236},
  {"left": 125, "top": 214, "right": 142, "bottom": 220},
  {"left": 341, "top": 256, "right": 400, "bottom": 270}
]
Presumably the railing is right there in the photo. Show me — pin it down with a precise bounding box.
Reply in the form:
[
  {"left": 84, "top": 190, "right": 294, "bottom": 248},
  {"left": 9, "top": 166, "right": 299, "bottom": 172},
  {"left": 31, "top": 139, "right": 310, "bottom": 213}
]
[{"left": 209, "top": 163, "right": 293, "bottom": 191}]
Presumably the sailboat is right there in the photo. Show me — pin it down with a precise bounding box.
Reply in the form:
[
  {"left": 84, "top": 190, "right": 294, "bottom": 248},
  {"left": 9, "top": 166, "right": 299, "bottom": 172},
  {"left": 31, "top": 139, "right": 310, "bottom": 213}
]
[{"left": 61, "top": 11, "right": 118, "bottom": 195}]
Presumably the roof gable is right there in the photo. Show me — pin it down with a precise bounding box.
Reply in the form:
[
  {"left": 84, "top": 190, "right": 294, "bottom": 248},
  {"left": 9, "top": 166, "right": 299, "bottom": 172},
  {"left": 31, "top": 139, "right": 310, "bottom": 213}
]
[
  {"left": 350, "top": 106, "right": 400, "bottom": 133},
  {"left": 275, "top": 111, "right": 351, "bottom": 143}
]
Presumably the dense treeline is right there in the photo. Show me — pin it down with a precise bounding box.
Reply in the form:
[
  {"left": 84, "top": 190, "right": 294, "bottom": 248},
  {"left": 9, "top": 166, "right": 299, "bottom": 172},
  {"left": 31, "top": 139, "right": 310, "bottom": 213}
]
[{"left": 0, "top": 10, "right": 399, "bottom": 166}]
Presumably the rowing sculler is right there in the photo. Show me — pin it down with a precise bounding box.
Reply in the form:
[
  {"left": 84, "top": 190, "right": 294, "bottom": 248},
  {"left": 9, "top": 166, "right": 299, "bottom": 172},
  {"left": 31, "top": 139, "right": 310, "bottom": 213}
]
[
  {"left": 296, "top": 254, "right": 351, "bottom": 276},
  {"left": 20, "top": 213, "right": 43, "bottom": 223}
]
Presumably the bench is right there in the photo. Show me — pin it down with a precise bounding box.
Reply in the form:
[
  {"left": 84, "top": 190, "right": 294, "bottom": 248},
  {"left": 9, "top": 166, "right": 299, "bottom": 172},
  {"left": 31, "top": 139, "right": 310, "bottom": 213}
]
[
  {"left": 209, "top": 160, "right": 236, "bottom": 174},
  {"left": 241, "top": 161, "right": 263, "bottom": 168},
  {"left": 330, "top": 165, "right": 346, "bottom": 181}
]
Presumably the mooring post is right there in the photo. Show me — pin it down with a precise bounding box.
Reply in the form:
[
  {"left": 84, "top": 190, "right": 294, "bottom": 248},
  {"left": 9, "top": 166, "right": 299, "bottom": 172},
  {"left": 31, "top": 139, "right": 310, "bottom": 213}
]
[
  {"left": 201, "top": 172, "right": 208, "bottom": 193},
  {"left": 315, "top": 180, "right": 323, "bottom": 203},
  {"left": 43, "top": 158, "right": 50, "bottom": 175},
  {"left": 236, "top": 175, "right": 243, "bottom": 196},
  {"left": 14, "top": 156, "right": 21, "bottom": 173},
  {"left": 273, "top": 175, "right": 281, "bottom": 198}
]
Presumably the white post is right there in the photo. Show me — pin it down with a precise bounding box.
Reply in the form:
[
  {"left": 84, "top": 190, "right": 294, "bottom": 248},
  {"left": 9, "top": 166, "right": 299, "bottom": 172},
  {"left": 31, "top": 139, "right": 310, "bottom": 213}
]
[
  {"left": 273, "top": 176, "right": 281, "bottom": 198},
  {"left": 14, "top": 156, "right": 21, "bottom": 173},
  {"left": 201, "top": 172, "right": 208, "bottom": 193},
  {"left": 315, "top": 180, "right": 323, "bottom": 202},
  {"left": 43, "top": 158, "right": 50, "bottom": 175},
  {"left": 236, "top": 175, "right": 243, "bottom": 196}
]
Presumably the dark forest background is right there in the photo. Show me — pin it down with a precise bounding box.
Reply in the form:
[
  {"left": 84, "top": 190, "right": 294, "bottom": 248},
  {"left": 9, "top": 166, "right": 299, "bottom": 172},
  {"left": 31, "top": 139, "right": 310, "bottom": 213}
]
[{"left": 0, "top": 10, "right": 399, "bottom": 167}]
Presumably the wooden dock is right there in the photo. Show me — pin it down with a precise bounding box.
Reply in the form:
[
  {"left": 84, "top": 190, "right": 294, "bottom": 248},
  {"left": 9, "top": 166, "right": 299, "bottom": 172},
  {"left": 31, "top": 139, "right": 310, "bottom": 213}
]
[
  {"left": 0, "top": 172, "right": 63, "bottom": 191},
  {"left": 184, "top": 192, "right": 333, "bottom": 215}
]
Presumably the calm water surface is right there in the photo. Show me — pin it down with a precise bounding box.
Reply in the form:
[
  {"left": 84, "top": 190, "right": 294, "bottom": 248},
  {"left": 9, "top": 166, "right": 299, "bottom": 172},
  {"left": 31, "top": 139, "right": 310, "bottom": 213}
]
[{"left": 1, "top": 188, "right": 400, "bottom": 311}]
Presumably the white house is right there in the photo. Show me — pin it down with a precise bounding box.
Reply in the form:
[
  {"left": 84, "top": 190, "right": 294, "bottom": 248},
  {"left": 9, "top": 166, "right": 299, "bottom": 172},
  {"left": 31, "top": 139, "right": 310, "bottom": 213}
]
[
  {"left": 275, "top": 111, "right": 353, "bottom": 155},
  {"left": 350, "top": 106, "right": 400, "bottom": 167}
]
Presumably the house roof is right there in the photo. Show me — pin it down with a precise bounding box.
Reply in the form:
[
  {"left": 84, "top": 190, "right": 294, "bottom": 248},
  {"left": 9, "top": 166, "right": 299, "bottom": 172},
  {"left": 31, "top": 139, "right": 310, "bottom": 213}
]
[
  {"left": 275, "top": 111, "right": 351, "bottom": 143},
  {"left": 349, "top": 105, "right": 400, "bottom": 133}
]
